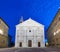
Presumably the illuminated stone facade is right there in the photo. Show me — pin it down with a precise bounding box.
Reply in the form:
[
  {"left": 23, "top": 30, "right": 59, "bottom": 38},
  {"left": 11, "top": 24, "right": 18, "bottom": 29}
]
[
  {"left": 47, "top": 9, "right": 60, "bottom": 47},
  {"left": 0, "top": 18, "right": 9, "bottom": 47}
]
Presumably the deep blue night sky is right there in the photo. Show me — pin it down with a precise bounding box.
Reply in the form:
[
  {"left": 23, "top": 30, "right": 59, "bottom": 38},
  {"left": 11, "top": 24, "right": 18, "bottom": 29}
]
[{"left": 0, "top": 0, "right": 60, "bottom": 43}]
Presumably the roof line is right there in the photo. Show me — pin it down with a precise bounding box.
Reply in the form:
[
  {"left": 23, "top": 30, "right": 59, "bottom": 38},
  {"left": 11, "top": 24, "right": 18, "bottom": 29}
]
[
  {"left": 47, "top": 8, "right": 60, "bottom": 32},
  {"left": 0, "top": 17, "right": 9, "bottom": 28}
]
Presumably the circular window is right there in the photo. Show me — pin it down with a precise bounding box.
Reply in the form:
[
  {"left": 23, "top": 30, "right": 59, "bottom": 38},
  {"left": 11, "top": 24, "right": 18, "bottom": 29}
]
[{"left": 29, "top": 30, "right": 31, "bottom": 32}]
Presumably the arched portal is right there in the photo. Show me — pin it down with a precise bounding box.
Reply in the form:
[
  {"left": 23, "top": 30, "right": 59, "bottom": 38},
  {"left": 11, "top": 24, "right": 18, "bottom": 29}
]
[
  {"left": 20, "top": 42, "right": 22, "bottom": 47},
  {"left": 28, "top": 40, "right": 32, "bottom": 47},
  {"left": 38, "top": 42, "right": 40, "bottom": 47}
]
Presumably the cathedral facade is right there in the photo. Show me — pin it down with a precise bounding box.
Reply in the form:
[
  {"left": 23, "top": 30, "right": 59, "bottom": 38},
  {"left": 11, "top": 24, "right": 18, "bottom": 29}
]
[{"left": 15, "top": 18, "right": 45, "bottom": 48}]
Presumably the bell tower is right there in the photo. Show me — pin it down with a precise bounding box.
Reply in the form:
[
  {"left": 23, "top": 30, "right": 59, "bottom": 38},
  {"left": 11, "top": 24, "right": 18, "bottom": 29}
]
[{"left": 20, "top": 16, "right": 23, "bottom": 23}]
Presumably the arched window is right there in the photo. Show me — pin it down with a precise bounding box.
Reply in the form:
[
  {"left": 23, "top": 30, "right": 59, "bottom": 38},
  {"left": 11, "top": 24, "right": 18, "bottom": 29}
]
[
  {"left": 0, "top": 20, "right": 1, "bottom": 24},
  {"left": 59, "top": 16, "right": 60, "bottom": 21}
]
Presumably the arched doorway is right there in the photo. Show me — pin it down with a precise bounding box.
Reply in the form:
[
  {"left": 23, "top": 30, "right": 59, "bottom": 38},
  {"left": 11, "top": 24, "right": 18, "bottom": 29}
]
[
  {"left": 38, "top": 42, "right": 40, "bottom": 47},
  {"left": 28, "top": 40, "right": 32, "bottom": 47},
  {"left": 20, "top": 42, "right": 22, "bottom": 47}
]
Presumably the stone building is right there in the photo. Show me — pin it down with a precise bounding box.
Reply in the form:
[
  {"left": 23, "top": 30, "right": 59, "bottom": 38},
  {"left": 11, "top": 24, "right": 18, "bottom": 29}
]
[
  {"left": 15, "top": 17, "right": 45, "bottom": 48},
  {"left": 0, "top": 17, "right": 9, "bottom": 47},
  {"left": 47, "top": 9, "right": 60, "bottom": 47}
]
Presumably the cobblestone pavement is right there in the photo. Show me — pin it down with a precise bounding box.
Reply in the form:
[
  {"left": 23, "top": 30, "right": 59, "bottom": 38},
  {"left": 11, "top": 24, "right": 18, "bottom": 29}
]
[{"left": 0, "top": 47, "right": 60, "bottom": 52}]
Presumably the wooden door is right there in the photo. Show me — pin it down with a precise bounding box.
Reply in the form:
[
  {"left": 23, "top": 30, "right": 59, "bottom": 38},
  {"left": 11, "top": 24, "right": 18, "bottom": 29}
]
[
  {"left": 28, "top": 40, "right": 32, "bottom": 47},
  {"left": 38, "top": 42, "right": 40, "bottom": 47},
  {"left": 20, "top": 42, "right": 22, "bottom": 47}
]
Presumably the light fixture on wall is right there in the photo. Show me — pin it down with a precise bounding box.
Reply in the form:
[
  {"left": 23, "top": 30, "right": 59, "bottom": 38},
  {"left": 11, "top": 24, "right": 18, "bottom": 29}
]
[
  {"left": 54, "top": 32, "right": 56, "bottom": 36},
  {"left": 53, "top": 29, "right": 60, "bottom": 36},
  {"left": 0, "top": 30, "right": 3, "bottom": 34}
]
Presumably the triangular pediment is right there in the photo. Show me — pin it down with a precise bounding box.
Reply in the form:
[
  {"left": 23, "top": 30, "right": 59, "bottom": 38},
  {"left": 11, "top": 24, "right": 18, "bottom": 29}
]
[{"left": 16, "top": 18, "right": 44, "bottom": 27}]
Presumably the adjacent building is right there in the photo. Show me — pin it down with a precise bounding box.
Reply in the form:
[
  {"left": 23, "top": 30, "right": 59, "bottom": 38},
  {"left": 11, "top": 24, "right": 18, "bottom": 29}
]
[
  {"left": 15, "top": 17, "right": 45, "bottom": 48},
  {"left": 47, "top": 9, "right": 60, "bottom": 47},
  {"left": 0, "top": 17, "right": 9, "bottom": 47},
  {"left": 8, "top": 34, "right": 12, "bottom": 47}
]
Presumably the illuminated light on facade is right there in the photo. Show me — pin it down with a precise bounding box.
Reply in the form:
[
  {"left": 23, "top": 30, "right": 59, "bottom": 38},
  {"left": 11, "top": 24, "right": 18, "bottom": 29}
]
[
  {"left": 0, "top": 30, "right": 3, "bottom": 34},
  {"left": 54, "top": 32, "right": 56, "bottom": 36},
  {"left": 54, "top": 29, "right": 60, "bottom": 36}
]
